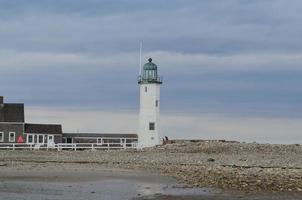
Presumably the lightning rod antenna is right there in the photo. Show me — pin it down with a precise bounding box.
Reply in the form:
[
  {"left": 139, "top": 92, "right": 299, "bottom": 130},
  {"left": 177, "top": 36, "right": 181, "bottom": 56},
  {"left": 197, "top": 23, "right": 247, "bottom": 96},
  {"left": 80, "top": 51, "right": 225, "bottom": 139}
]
[{"left": 139, "top": 41, "right": 143, "bottom": 76}]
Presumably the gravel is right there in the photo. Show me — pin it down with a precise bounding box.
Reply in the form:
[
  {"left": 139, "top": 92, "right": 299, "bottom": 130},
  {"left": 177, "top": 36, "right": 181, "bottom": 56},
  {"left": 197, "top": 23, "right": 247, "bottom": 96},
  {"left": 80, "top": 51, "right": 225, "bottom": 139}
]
[{"left": 0, "top": 140, "right": 302, "bottom": 193}]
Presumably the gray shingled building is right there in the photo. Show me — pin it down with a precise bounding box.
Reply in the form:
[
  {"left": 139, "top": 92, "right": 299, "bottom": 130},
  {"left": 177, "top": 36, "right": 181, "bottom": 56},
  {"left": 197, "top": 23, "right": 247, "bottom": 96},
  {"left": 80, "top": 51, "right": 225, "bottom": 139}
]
[
  {"left": 0, "top": 96, "right": 62, "bottom": 144},
  {"left": 0, "top": 96, "right": 25, "bottom": 143},
  {"left": 0, "top": 96, "right": 138, "bottom": 147}
]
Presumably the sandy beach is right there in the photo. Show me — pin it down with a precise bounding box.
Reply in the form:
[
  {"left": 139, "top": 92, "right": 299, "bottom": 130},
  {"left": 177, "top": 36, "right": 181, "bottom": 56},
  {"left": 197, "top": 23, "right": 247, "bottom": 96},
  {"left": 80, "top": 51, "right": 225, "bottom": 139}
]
[
  {"left": 0, "top": 162, "right": 300, "bottom": 200},
  {"left": 0, "top": 163, "right": 187, "bottom": 200},
  {"left": 1, "top": 141, "right": 302, "bottom": 199}
]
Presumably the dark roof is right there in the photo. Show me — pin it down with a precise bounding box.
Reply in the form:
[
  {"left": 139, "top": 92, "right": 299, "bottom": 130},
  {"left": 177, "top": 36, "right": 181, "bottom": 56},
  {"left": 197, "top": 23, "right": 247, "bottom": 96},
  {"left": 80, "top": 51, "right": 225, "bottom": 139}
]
[
  {"left": 25, "top": 123, "right": 62, "bottom": 134},
  {"left": 0, "top": 103, "right": 24, "bottom": 122},
  {"left": 143, "top": 58, "right": 157, "bottom": 70},
  {"left": 62, "top": 133, "right": 137, "bottom": 138}
]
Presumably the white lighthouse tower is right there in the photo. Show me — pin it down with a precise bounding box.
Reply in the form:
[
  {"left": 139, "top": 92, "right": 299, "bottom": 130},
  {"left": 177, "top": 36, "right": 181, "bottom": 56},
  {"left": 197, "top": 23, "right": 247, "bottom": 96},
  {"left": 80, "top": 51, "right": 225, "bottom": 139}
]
[{"left": 138, "top": 58, "right": 163, "bottom": 148}]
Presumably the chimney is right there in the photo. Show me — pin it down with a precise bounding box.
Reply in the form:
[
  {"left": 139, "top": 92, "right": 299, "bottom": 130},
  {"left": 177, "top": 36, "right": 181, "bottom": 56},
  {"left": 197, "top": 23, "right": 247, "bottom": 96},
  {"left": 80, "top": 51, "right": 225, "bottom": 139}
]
[{"left": 0, "top": 96, "right": 3, "bottom": 104}]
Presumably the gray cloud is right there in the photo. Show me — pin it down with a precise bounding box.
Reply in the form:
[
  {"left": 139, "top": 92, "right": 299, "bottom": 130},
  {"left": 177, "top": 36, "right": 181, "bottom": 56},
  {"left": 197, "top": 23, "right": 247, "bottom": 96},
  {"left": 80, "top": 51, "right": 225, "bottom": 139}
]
[
  {"left": 1, "top": 0, "right": 302, "bottom": 54},
  {"left": 0, "top": 50, "right": 301, "bottom": 118},
  {"left": 0, "top": 0, "right": 302, "bottom": 142}
]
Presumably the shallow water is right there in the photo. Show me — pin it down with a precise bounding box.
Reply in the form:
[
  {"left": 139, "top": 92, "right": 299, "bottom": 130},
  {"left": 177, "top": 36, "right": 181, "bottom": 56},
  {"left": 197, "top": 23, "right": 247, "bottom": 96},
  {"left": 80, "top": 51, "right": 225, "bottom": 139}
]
[
  {"left": 0, "top": 165, "right": 301, "bottom": 200},
  {"left": 0, "top": 166, "right": 208, "bottom": 200}
]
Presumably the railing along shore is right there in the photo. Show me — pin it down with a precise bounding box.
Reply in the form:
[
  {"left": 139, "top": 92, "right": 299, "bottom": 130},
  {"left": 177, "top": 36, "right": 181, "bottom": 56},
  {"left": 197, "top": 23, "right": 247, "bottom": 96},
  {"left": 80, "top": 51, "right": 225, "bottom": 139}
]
[{"left": 0, "top": 142, "right": 138, "bottom": 151}]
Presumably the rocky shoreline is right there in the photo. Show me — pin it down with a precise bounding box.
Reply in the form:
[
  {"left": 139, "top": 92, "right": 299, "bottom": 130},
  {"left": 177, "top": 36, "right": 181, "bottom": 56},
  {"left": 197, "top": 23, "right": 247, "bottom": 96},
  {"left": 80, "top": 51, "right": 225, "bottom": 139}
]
[{"left": 1, "top": 140, "right": 302, "bottom": 193}]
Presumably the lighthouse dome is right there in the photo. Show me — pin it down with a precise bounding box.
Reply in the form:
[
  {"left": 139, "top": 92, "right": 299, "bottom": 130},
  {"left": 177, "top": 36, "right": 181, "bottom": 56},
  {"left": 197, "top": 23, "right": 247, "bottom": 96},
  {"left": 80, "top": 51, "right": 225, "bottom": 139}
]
[
  {"left": 143, "top": 58, "right": 157, "bottom": 70},
  {"left": 138, "top": 58, "right": 162, "bottom": 84}
]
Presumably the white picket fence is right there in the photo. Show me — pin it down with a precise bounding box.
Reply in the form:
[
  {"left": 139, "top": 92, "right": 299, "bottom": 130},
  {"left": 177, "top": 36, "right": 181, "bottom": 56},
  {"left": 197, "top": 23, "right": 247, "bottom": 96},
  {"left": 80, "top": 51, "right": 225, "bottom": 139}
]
[{"left": 0, "top": 142, "right": 138, "bottom": 151}]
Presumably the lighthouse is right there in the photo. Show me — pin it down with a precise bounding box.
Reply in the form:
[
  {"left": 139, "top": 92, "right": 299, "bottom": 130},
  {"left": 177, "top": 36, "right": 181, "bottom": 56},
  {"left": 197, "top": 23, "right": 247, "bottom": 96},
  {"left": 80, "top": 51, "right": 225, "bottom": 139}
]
[{"left": 138, "top": 58, "right": 163, "bottom": 148}]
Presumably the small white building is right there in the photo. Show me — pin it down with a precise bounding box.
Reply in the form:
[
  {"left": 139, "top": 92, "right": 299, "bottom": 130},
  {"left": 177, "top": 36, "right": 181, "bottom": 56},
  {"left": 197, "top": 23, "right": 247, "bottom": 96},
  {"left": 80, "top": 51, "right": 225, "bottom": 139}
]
[{"left": 138, "top": 58, "right": 163, "bottom": 148}]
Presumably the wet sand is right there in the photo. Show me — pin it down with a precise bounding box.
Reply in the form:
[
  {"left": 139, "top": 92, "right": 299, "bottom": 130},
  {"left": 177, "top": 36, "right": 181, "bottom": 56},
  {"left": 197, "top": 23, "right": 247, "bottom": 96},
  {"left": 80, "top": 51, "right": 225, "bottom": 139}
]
[
  {"left": 0, "top": 163, "right": 210, "bottom": 200},
  {"left": 0, "top": 163, "right": 301, "bottom": 200},
  {"left": 2, "top": 141, "right": 302, "bottom": 193}
]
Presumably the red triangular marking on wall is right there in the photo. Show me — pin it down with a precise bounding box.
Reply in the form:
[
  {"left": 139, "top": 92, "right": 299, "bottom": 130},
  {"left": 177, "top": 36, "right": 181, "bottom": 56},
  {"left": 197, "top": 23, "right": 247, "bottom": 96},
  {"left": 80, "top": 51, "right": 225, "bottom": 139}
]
[{"left": 17, "top": 135, "right": 24, "bottom": 143}]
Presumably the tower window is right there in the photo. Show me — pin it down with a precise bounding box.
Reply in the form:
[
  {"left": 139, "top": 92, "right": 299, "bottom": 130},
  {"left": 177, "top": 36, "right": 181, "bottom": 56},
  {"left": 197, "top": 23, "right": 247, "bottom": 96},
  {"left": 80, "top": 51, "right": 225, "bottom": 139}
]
[
  {"left": 155, "top": 100, "right": 159, "bottom": 107},
  {"left": 145, "top": 86, "right": 147, "bottom": 92},
  {"left": 149, "top": 122, "right": 155, "bottom": 131}
]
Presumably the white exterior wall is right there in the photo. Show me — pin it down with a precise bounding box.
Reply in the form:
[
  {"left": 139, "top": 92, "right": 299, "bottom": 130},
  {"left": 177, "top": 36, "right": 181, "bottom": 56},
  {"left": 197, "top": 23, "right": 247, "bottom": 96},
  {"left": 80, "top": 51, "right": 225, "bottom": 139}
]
[{"left": 138, "top": 83, "right": 161, "bottom": 148}]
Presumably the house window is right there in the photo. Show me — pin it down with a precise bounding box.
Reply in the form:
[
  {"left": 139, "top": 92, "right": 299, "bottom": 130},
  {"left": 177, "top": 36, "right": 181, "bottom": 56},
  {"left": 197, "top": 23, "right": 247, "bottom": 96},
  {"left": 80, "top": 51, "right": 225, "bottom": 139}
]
[
  {"left": 9, "top": 132, "right": 15, "bottom": 143},
  {"left": 28, "top": 135, "right": 33, "bottom": 143},
  {"left": 97, "top": 138, "right": 103, "bottom": 144},
  {"left": 145, "top": 86, "right": 147, "bottom": 92},
  {"left": 0, "top": 132, "right": 3, "bottom": 142},
  {"left": 38, "top": 135, "right": 44, "bottom": 143},
  {"left": 149, "top": 122, "right": 155, "bottom": 131},
  {"left": 34, "top": 135, "right": 38, "bottom": 143},
  {"left": 155, "top": 100, "right": 159, "bottom": 107}
]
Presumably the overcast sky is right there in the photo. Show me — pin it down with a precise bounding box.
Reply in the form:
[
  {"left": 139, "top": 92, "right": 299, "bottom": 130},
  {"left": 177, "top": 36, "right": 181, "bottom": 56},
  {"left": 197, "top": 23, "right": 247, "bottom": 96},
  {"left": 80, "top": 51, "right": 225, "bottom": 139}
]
[{"left": 1, "top": 0, "right": 302, "bottom": 143}]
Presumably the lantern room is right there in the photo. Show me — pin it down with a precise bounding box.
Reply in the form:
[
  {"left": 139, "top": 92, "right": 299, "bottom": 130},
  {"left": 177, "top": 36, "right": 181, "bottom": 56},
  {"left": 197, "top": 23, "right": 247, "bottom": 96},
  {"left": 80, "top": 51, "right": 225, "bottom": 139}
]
[{"left": 138, "top": 58, "right": 162, "bottom": 84}]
